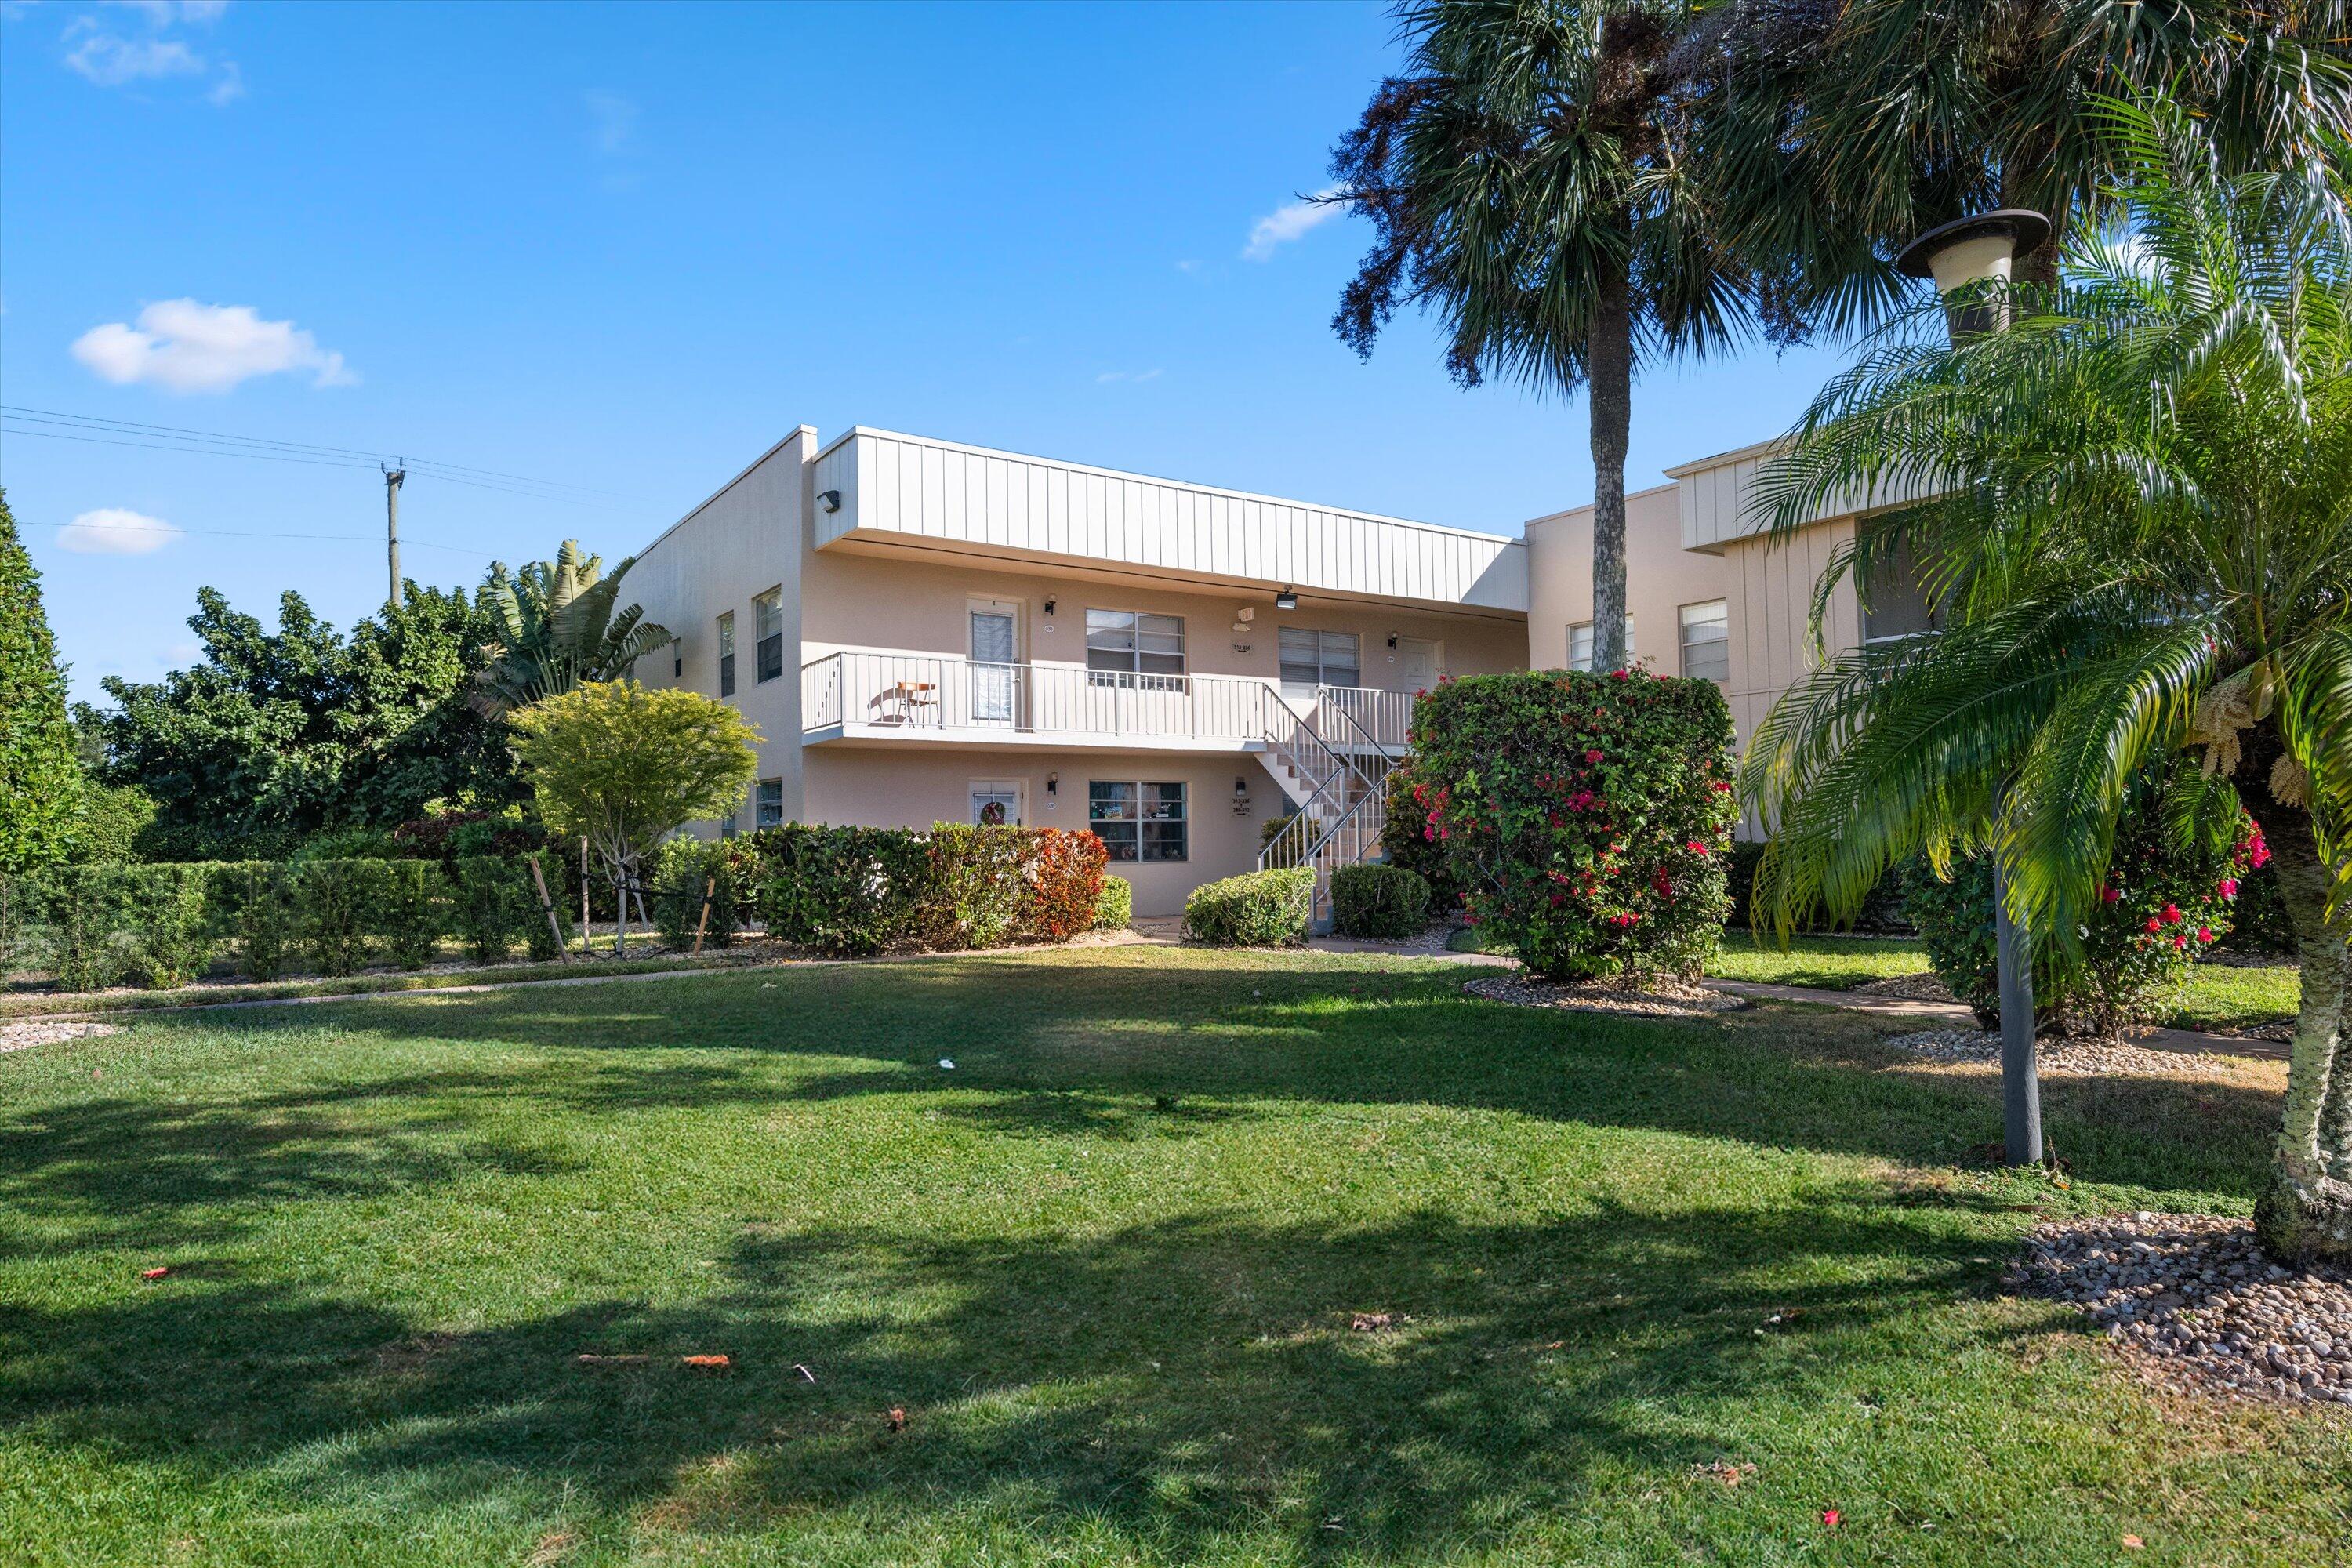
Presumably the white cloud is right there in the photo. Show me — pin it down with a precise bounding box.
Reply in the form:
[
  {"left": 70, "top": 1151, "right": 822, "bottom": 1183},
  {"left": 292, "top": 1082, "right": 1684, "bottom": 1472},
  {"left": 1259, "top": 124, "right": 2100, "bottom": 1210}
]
[
  {"left": 64, "top": 2, "right": 240, "bottom": 101},
  {"left": 586, "top": 91, "right": 637, "bottom": 154},
  {"left": 1243, "top": 186, "right": 1347, "bottom": 261},
  {"left": 57, "top": 507, "right": 183, "bottom": 555},
  {"left": 72, "top": 299, "right": 355, "bottom": 394},
  {"left": 1095, "top": 368, "right": 1163, "bottom": 384}
]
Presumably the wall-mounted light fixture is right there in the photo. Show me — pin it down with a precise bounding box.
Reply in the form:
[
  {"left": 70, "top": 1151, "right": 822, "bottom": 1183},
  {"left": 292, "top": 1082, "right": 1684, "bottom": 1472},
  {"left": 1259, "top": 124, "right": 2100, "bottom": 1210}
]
[
  {"left": 818, "top": 489, "right": 842, "bottom": 514},
  {"left": 1385, "top": 633, "right": 1399, "bottom": 650},
  {"left": 673, "top": 638, "right": 684, "bottom": 679},
  {"left": 1043, "top": 595, "right": 1058, "bottom": 617},
  {"left": 1045, "top": 771, "right": 1059, "bottom": 798},
  {"left": 1275, "top": 587, "right": 1298, "bottom": 610}
]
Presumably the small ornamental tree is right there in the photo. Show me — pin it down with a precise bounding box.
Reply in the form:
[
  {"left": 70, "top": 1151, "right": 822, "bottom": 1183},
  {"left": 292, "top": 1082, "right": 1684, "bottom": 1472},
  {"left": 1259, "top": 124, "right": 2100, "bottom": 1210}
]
[
  {"left": 1409, "top": 669, "right": 1738, "bottom": 982},
  {"left": 510, "top": 680, "right": 760, "bottom": 953},
  {"left": 0, "top": 489, "right": 83, "bottom": 873}
]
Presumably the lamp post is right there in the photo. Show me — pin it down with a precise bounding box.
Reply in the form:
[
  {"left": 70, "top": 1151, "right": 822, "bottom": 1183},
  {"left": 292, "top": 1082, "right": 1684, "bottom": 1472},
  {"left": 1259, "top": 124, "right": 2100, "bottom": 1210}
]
[{"left": 1895, "top": 208, "right": 2051, "bottom": 1168}]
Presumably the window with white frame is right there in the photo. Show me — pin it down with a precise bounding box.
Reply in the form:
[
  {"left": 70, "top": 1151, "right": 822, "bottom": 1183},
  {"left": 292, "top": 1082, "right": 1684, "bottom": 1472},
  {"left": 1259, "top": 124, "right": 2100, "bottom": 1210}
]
[
  {"left": 970, "top": 779, "right": 1023, "bottom": 826},
  {"left": 1566, "top": 617, "right": 1634, "bottom": 672},
  {"left": 755, "top": 778, "right": 785, "bottom": 828},
  {"left": 1678, "top": 600, "right": 1730, "bottom": 683},
  {"left": 1084, "top": 609, "right": 1185, "bottom": 682},
  {"left": 1089, "top": 779, "right": 1187, "bottom": 862},
  {"left": 753, "top": 589, "right": 786, "bottom": 682},
  {"left": 1279, "top": 627, "right": 1361, "bottom": 695},
  {"left": 717, "top": 612, "right": 736, "bottom": 698}
]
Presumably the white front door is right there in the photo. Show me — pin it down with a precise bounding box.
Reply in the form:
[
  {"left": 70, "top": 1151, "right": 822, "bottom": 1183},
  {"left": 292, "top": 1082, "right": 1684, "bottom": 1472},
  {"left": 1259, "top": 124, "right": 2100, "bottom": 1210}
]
[
  {"left": 970, "top": 606, "right": 1017, "bottom": 724},
  {"left": 970, "top": 779, "right": 1024, "bottom": 826},
  {"left": 1399, "top": 637, "right": 1440, "bottom": 688}
]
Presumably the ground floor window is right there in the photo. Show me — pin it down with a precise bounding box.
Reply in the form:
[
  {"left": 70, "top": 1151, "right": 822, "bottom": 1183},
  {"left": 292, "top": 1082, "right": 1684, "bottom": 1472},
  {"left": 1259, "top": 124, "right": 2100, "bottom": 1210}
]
[
  {"left": 1088, "top": 779, "right": 1187, "bottom": 862},
  {"left": 970, "top": 779, "right": 1024, "bottom": 826},
  {"left": 755, "top": 778, "right": 785, "bottom": 827},
  {"left": 1566, "top": 617, "right": 1634, "bottom": 673}
]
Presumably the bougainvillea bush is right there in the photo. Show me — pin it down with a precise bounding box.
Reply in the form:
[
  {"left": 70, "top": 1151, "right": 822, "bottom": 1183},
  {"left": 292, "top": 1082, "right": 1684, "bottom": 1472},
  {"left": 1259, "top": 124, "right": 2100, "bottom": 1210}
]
[
  {"left": 1904, "top": 793, "right": 2266, "bottom": 1037},
  {"left": 1407, "top": 670, "right": 1738, "bottom": 982}
]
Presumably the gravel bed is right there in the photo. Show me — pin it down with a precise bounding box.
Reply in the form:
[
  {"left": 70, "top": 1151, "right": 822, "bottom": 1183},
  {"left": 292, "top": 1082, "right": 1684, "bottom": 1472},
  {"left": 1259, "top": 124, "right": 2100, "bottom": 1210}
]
[
  {"left": 1884, "top": 1026, "right": 2223, "bottom": 1076},
  {"left": 1466, "top": 971, "right": 1748, "bottom": 1019},
  {"left": 1, "top": 1020, "right": 121, "bottom": 1054},
  {"left": 2004, "top": 1212, "right": 2352, "bottom": 1407},
  {"left": 1853, "top": 971, "right": 1955, "bottom": 1001}
]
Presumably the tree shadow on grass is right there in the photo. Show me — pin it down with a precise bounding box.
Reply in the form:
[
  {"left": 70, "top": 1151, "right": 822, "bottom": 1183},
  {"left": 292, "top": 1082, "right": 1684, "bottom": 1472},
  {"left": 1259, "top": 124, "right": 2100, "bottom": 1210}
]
[
  {"left": 0, "top": 1200, "right": 2024, "bottom": 1559},
  {"left": 194, "top": 949, "right": 2285, "bottom": 1203}
]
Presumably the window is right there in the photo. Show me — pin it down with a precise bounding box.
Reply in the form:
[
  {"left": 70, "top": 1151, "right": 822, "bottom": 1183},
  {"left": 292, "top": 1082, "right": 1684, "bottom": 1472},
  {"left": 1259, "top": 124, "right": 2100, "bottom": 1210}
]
[
  {"left": 970, "top": 779, "right": 1023, "bottom": 826},
  {"left": 720, "top": 813, "right": 738, "bottom": 840},
  {"left": 1088, "top": 780, "right": 1187, "bottom": 862},
  {"left": 1085, "top": 609, "right": 1185, "bottom": 681},
  {"left": 671, "top": 638, "right": 683, "bottom": 680},
  {"left": 1566, "top": 617, "right": 1634, "bottom": 673},
  {"left": 1678, "top": 600, "right": 1730, "bottom": 683},
  {"left": 753, "top": 588, "right": 786, "bottom": 683},
  {"left": 1279, "top": 627, "right": 1361, "bottom": 694},
  {"left": 1861, "top": 543, "right": 1942, "bottom": 643},
  {"left": 755, "top": 778, "right": 785, "bottom": 828},
  {"left": 717, "top": 612, "right": 736, "bottom": 698}
]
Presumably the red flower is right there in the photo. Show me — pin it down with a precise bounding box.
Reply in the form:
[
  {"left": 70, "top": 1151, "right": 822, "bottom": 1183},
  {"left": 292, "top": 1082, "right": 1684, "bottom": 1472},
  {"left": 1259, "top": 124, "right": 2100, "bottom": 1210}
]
[
  {"left": 2161, "top": 903, "right": 2183, "bottom": 925},
  {"left": 2196, "top": 926, "right": 2214, "bottom": 943},
  {"left": 1610, "top": 668, "right": 1630, "bottom": 681},
  {"left": 1584, "top": 749, "right": 1604, "bottom": 764},
  {"left": 1821, "top": 1509, "right": 1842, "bottom": 1529},
  {"left": 2100, "top": 887, "right": 2122, "bottom": 904},
  {"left": 2218, "top": 878, "right": 2239, "bottom": 898},
  {"left": 2172, "top": 933, "right": 2188, "bottom": 950},
  {"left": 2144, "top": 917, "right": 2163, "bottom": 934},
  {"left": 1686, "top": 840, "right": 1708, "bottom": 855}
]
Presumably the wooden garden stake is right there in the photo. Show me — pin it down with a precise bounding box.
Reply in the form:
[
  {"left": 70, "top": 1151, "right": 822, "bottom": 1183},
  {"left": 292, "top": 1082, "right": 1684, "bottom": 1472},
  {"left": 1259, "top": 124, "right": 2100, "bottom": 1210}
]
[
  {"left": 691, "top": 876, "right": 716, "bottom": 954},
  {"left": 528, "top": 854, "right": 568, "bottom": 963}
]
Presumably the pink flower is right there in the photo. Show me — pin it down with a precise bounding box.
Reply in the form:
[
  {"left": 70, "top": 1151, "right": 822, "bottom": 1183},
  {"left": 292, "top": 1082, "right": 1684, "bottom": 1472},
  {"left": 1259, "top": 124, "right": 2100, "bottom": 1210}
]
[
  {"left": 1610, "top": 668, "right": 1630, "bottom": 681},
  {"left": 2144, "top": 917, "right": 2163, "bottom": 934},
  {"left": 2197, "top": 926, "right": 2214, "bottom": 943},
  {"left": 2100, "top": 887, "right": 2122, "bottom": 904},
  {"left": 2161, "top": 903, "right": 2183, "bottom": 925},
  {"left": 2218, "top": 878, "right": 2239, "bottom": 899},
  {"left": 2172, "top": 933, "right": 2188, "bottom": 950},
  {"left": 1584, "top": 749, "right": 1605, "bottom": 764}
]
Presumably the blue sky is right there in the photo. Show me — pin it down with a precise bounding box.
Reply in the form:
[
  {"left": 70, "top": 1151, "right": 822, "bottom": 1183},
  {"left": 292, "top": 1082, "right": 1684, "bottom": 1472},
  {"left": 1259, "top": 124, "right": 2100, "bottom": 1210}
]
[{"left": 2, "top": 0, "right": 1857, "bottom": 704}]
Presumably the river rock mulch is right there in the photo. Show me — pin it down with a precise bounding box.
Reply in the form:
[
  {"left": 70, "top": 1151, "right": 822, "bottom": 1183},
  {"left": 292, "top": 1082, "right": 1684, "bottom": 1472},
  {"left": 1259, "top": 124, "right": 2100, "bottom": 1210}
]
[
  {"left": 0, "top": 1020, "right": 121, "bottom": 1054},
  {"left": 1884, "top": 1026, "right": 2220, "bottom": 1077},
  {"left": 2004, "top": 1212, "right": 2352, "bottom": 1408},
  {"left": 1465, "top": 971, "right": 1748, "bottom": 1020},
  {"left": 1854, "top": 971, "right": 1956, "bottom": 1002}
]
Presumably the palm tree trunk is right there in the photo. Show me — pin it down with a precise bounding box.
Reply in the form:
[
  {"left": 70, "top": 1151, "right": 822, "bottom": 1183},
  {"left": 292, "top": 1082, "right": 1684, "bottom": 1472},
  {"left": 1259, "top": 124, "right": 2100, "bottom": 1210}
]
[
  {"left": 1588, "top": 263, "right": 1632, "bottom": 672},
  {"left": 2244, "top": 739, "right": 2352, "bottom": 1261}
]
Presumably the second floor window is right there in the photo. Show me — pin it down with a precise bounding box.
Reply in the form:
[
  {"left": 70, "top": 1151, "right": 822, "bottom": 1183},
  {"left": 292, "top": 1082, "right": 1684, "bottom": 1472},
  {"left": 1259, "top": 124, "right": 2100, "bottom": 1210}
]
[
  {"left": 1279, "top": 627, "right": 1360, "bottom": 695},
  {"left": 717, "top": 612, "right": 736, "bottom": 697},
  {"left": 754, "top": 588, "right": 785, "bottom": 682},
  {"left": 1085, "top": 609, "right": 1184, "bottom": 681},
  {"left": 1566, "top": 617, "right": 1633, "bottom": 673},
  {"left": 755, "top": 777, "right": 785, "bottom": 828},
  {"left": 1679, "top": 600, "right": 1730, "bottom": 683}
]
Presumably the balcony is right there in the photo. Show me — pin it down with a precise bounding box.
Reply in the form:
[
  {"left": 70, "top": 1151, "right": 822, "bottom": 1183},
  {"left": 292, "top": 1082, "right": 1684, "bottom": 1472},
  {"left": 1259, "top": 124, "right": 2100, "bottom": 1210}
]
[{"left": 800, "top": 649, "right": 1412, "bottom": 754}]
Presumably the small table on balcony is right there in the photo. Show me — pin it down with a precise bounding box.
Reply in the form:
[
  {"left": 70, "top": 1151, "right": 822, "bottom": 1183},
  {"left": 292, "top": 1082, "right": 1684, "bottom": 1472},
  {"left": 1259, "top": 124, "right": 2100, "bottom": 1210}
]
[{"left": 881, "top": 680, "right": 938, "bottom": 727}]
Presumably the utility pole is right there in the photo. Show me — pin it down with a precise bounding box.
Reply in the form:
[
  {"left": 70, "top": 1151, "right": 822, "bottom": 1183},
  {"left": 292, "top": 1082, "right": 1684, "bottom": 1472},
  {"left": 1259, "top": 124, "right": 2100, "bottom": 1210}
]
[{"left": 382, "top": 461, "right": 406, "bottom": 608}]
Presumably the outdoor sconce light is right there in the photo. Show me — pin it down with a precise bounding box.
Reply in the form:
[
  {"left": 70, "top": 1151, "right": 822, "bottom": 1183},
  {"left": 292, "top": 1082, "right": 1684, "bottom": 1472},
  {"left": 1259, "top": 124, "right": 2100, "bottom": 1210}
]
[
  {"left": 818, "top": 489, "right": 842, "bottom": 514},
  {"left": 1275, "top": 587, "right": 1298, "bottom": 610},
  {"left": 672, "top": 638, "right": 684, "bottom": 679},
  {"left": 1043, "top": 595, "right": 1058, "bottom": 616},
  {"left": 1045, "top": 772, "right": 1059, "bottom": 797},
  {"left": 1385, "top": 633, "right": 1398, "bottom": 649},
  {"left": 1894, "top": 208, "right": 2049, "bottom": 339}
]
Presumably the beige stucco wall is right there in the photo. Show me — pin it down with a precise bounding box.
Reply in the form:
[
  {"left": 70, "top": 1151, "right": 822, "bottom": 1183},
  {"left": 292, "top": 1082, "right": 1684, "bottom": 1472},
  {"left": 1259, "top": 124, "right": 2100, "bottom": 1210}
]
[
  {"left": 626, "top": 426, "right": 816, "bottom": 825},
  {"left": 800, "top": 546, "right": 1526, "bottom": 693},
  {"left": 802, "top": 744, "right": 1269, "bottom": 916},
  {"left": 1523, "top": 484, "right": 1728, "bottom": 674}
]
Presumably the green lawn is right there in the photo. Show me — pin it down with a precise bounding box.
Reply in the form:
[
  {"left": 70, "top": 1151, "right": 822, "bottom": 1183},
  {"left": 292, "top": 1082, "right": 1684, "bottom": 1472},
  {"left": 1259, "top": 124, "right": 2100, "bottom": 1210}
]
[
  {"left": 1451, "top": 928, "right": 2303, "bottom": 1033},
  {"left": 2, "top": 947, "right": 2341, "bottom": 1566}
]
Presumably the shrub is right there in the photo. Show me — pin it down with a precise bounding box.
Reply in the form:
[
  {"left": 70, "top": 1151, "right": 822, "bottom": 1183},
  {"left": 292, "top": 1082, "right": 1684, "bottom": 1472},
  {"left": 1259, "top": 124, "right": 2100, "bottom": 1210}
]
[
  {"left": 751, "top": 825, "right": 935, "bottom": 956},
  {"left": 1379, "top": 761, "right": 1456, "bottom": 910},
  {"left": 649, "top": 837, "right": 750, "bottom": 951},
  {"left": 38, "top": 866, "right": 136, "bottom": 991},
  {"left": 71, "top": 784, "right": 158, "bottom": 866},
  {"left": 298, "top": 858, "right": 386, "bottom": 976},
  {"left": 128, "top": 863, "right": 212, "bottom": 987},
  {"left": 292, "top": 825, "right": 411, "bottom": 862},
  {"left": 1726, "top": 840, "right": 1909, "bottom": 935},
  {"left": 1017, "top": 828, "right": 1107, "bottom": 942},
  {"left": 1904, "top": 796, "right": 2261, "bottom": 1036},
  {"left": 1184, "top": 867, "right": 1313, "bottom": 947},
  {"left": 1094, "top": 875, "right": 1133, "bottom": 931},
  {"left": 378, "top": 859, "right": 444, "bottom": 970},
  {"left": 213, "top": 861, "right": 298, "bottom": 981},
  {"left": 1331, "top": 862, "right": 1429, "bottom": 938},
  {"left": 927, "top": 823, "right": 1026, "bottom": 949},
  {"left": 1406, "top": 670, "right": 1738, "bottom": 982},
  {"left": 517, "top": 854, "right": 573, "bottom": 960},
  {"left": 452, "top": 856, "right": 527, "bottom": 962}
]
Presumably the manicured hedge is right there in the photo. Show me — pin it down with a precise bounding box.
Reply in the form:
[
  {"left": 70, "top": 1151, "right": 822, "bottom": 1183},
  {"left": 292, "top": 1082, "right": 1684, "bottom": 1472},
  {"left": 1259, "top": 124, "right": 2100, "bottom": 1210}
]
[
  {"left": 1405, "top": 670, "right": 1738, "bottom": 982},
  {"left": 1094, "top": 875, "right": 1132, "bottom": 931},
  {"left": 648, "top": 837, "right": 753, "bottom": 951},
  {"left": 742, "top": 823, "right": 1108, "bottom": 957},
  {"left": 1184, "top": 867, "right": 1313, "bottom": 947},
  {"left": 1330, "top": 862, "right": 1430, "bottom": 939}
]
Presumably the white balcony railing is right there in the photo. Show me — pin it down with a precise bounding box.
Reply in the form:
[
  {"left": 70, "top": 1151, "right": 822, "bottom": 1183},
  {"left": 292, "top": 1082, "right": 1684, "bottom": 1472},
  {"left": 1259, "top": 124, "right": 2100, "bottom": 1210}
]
[{"left": 802, "top": 650, "right": 1412, "bottom": 751}]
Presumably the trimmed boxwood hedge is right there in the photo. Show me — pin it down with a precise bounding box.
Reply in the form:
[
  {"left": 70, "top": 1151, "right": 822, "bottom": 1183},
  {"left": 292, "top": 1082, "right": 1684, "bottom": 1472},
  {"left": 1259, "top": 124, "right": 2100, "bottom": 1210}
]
[
  {"left": 1094, "top": 875, "right": 1133, "bottom": 931},
  {"left": 1183, "top": 867, "right": 1313, "bottom": 947},
  {"left": 1330, "top": 862, "right": 1430, "bottom": 939},
  {"left": 742, "top": 823, "right": 1109, "bottom": 957}
]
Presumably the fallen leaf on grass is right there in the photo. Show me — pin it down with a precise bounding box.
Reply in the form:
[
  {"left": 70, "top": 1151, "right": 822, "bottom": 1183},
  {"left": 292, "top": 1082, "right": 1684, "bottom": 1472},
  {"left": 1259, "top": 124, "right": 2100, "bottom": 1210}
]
[
  {"left": 141, "top": 1267, "right": 169, "bottom": 1281},
  {"left": 1692, "top": 1461, "right": 1755, "bottom": 1489},
  {"left": 1350, "top": 1312, "right": 1394, "bottom": 1333},
  {"left": 884, "top": 1406, "right": 906, "bottom": 1432},
  {"left": 680, "top": 1354, "right": 731, "bottom": 1372},
  {"left": 2122, "top": 1536, "right": 2145, "bottom": 1551},
  {"left": 527, "top": 1529, "right": 577, "bottom": 1566}
]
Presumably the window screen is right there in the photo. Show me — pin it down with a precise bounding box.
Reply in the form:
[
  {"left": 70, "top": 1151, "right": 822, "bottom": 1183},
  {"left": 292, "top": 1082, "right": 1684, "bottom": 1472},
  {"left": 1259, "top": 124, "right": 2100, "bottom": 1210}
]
[{"left": 1678, "top": 601, "right": 1730, "bottom": 683}]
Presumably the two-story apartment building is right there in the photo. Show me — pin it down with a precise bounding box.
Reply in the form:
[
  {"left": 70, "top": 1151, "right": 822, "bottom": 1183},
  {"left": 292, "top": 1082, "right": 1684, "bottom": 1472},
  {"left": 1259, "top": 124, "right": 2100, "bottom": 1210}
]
[{"left": 624, "top": 426, "right": 1529, "bottom": 915}]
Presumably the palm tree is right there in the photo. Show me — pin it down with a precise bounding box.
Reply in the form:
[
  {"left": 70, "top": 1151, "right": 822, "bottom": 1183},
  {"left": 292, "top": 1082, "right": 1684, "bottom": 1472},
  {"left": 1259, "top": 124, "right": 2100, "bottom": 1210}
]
[
  {"left": 471, "top": 540, "right": 670, "bottom": 719},
  {"left": 1330, "top": 0, "right": 1752, "bottom": 670},
  {"left": 1700, "top": 0, "right": 2352, "bottom": 333},
  {"left": 1741, "top": 97, "right": 2351, "bottom": 1259}
]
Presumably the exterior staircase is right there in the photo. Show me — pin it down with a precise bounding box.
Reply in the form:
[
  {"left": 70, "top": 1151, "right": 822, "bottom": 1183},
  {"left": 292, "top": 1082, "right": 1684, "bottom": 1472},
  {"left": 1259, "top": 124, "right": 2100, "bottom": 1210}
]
[{"left": 1250, "top": 688, "right": 1401, "bottom": 925}]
